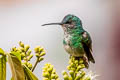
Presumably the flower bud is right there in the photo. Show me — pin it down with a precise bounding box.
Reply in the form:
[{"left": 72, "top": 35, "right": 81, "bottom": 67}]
[
  {"left": 43, "top": 78, "right": 49, "bottom": 80},
  {"left": 29, "top": 54, "right": 33, "bottom": 58},
  {"left": 25, "top": 45, "right": 30, "bottom": 52},
  {"left": 70, "top": 63, "right": 74, "bottom": 67},
  {"left": 27, "top": 50, "right": 31, "bottom": 56},
  {"left": 23, "top": 57, "right": 27, "bottom": 61},
  {"left": 43, "top": 72, "right": 49, "bottom": 78},
  {"left": 51, "top": 74, "right": 56, "bottom": 79},
  {"left": 39, "top": 47, "right": 44, "bottom": 52},
  {"left": 81, "top": 64, "right": 85, "bottom": 69},
  {"left": 75, "top": 74, "right": 81, "bottom": 80},
  {"left": 79, "top": 59, "right": 84, "bottom": 64},
  {"left": 17, "top": 47, "right": 24, "bottom": 52},
  {"left": 69, "top": 70, "right": 74, "bottom": 77},
  {"left": 67, "top": 66, "right": 71, "bottom": 70},
  {"left": 28, "top": 54, "right": 33, "bottom": 61},
  {"left": 35, "top": 53, "right": 40, "bottom": 58},
  {"left": 71, "top": 68, "right": 75, "bottom": 71},
  {"left": 63, "top": 75, "right": 69, "bottom": 80},
  {"left": 28, "top": 63, "right": 32, "bottom": 69},
  {"left": 27, "top": 62, "right": 30, "bottom": 66},
  {"left": 40, "top": 52, "right": 46, "bottom": 56},
  {"left": 34, "top": 46, "right": 40, "bottom": 53},
  {"left": 48, "top": 67, "right": 53, "bottom": 73},
  {"left": 23, "top": 61, "right": 27, "bottom": 65},
  {"left": 19, "top": 41, "right": 24, "bottom": 47},
  {"left": 21, "top": 53, "right": 25, "bottom": 57},
  {"left": 75, "top": 60, "right": 78, "bottom": 64},
  {"left": 55, "top": 75, "right": 59, "bottom": 79},
  {"left": 52, "top": 69, "right": 56, "bottom": 74},
  {"left": 11, "top": 47, "right": 16, "bottom": 51},
  {"left": 62, "top": 70, "right": 67, "bottom": 75},
  {"left": 39, "top": 57, "right": 44, "bottom": 62}
]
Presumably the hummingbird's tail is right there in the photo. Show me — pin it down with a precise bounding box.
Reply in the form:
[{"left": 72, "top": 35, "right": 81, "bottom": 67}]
[
  {"left": 87, "top": 51, "right": 95, "bottom": 63},
  {"left": 82, "top": 43, "right": 95, "bottom": 64}
]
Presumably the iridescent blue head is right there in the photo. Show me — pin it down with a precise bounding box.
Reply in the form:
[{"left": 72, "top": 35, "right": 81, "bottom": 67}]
[{"left": 42, "top": 14, "right": 83, "bottom": 31}]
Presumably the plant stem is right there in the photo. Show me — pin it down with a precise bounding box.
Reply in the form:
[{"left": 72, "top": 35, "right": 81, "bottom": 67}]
[{"left": 31, "top": 58, "right": 39, "bottom": 72}]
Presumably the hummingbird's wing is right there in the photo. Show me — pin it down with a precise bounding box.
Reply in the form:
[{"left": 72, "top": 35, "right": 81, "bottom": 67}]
[{"left": 82, "top": 31, "right": 95, "bottom": 63}]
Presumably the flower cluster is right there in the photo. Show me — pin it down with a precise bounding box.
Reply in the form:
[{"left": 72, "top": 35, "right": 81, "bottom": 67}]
[
  {"left": 34, "top": 46, "right": 46, "bottom": 62},
  {"left": 11, "top": 41, "right": 46, "bottom": 71},
  {"left": 62, "top": 56, "right": 98, "bottom": 80},
  {"left": 62, "top": 56, "right": 86, "bottom": 80},
  {"left": 11, "top": 41, "right": 33, "bottom": 69},
  {"left": 42, "top": 63, "right": 59, "bottom": 80}
]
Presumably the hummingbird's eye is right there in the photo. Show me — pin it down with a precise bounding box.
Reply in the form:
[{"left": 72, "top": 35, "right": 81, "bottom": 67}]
[
  {"left": 66, "top": 21, "right": 70, "bottom": 24},
  {"left": 66, "top": 20, "right": 72, "bottom": 24}
]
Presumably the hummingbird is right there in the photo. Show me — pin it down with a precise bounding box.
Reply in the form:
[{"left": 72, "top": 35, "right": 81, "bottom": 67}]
[{"left": 42, "top": 14, "right": 95, "bottom": 68}]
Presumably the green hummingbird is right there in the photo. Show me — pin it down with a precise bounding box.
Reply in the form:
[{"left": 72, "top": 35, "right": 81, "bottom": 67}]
[{"left": 42, "top": 14, "right": 95, "bottom": 68}]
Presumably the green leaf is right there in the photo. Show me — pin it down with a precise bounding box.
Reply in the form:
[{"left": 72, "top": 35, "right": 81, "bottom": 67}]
[
  {"left": 10, "top": 51, "right": 21, "bottom": 62},
  {"left": 8, "top": 54, "right": 25, "bottom": 80},
  {"left": 0, "top": 48, "right": 4, "bottom": 55},
  {"left": 0, "top": 55, "right": 6, "bottom": 80},
  {"left": 23, "top": 65, "right": 38, "bottom": 80}
]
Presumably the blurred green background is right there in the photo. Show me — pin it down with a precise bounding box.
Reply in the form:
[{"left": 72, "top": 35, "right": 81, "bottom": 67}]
[{"left": 0, "top": 0, "right": 120, "bottom": 80}]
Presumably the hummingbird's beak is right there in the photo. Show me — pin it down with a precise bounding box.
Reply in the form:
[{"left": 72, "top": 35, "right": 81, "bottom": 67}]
[{"left": 42, "top": 23, "right": 63, "bottom": 26}]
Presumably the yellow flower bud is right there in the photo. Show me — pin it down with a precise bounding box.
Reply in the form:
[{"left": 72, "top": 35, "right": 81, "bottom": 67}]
[
  {"left": 43, "top": 78, "right": 49, "bottom": 80},
  {"left": 75, "top": 60, "right": 78, "bottom": 64},
  {"left": 21, "top": 53, "right": 25, "bottom": 57},
  {"left": 29, "top": 54, "right": 33, "bottom": 58},
  {"left": 39, "top": 57, "right": 44, "bottom": 62},
  {"left": 23, "top": 57, "right": 27, "bottom": 61},
  {"left": 81, "top": 64, "right": 85, "bottom": 69},
  {"left": 79, "top": 59, "right": 84, "bottom": 64},
  {"left": 35, "top": 53, "right": 40, "bottom": 57},
  {"left": 17, "top": 47, "right": 24, "bottom": 52},
  {"left": 27, "top": 50, "right": 31, "bottom": 56},
  {"left": 70, "top": 63, "right": 74, "bottom": 67},
  {"left": 23, "top": 62, "right": 27, "bottom": 65},
  {"left": 28, "top": 54, "right": 33, "bottom": 61},
  {"left": 28, "top": 63, "right": 32, "bottom": 69},
  {"left": 75, "top": 74, "right": 81, "bottom": 80},
  {"left": 19, "top": 41, "right": 24, "bottom": 47},
  {"left": 39, "top": 47, "right": 44, "bottom": 52},
  {"left": 40, "top": 52, "right": 46, "bottom": 56},
  {"left": 71, "top": 68, "right": 75, "bottom": 71},
  {"left": 81, "top": 71, "right": 85, "bottom": 76},
  {"left": 69, "top": 70, "right": 74, "bottom": 77},
  {"left": 51, "top": 74, "right": 56, "bottom": 79},
  {"left": 25, "top": 45, "right": 30, "bottom": 52},
  {"left": 43, "top": 72, "right": 50, "bottom": 78},
  {"left": 62, "top": 70, "right": 67, "bottom": 75},
  {"left": 52, "top": 69, "right": 56, "bottom": 74},
  {"left": 11, "top": 47, "right": 16, "bottom": 51},
  {"left": 63, "top": 75, "right": 69, "bottom": 80},
  {"left": 27, "top": 62, "right": 30, "bottom": 66},
  {"left": 48, "top": 67, "right": 53, "bottom": 73},
  {"left": 67, "top": 66, "right": 71, "bottom": 70},
  {"left": 34, "top": 46, "right": 40, "bottom": 53},
  {"left": 69, "top": 77, "right": 72, "bottom": 80},
  {"left": 55, "top": 75, "right": 59, "bottom": 79}
]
